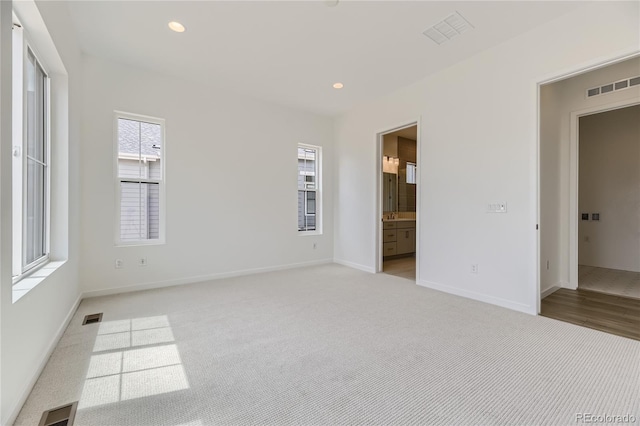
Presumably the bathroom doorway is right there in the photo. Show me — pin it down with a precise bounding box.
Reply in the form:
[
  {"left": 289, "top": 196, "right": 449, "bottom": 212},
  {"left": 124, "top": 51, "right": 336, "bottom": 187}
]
[{"left": 378, "top": 124, "right": 418, "bottom": 280}]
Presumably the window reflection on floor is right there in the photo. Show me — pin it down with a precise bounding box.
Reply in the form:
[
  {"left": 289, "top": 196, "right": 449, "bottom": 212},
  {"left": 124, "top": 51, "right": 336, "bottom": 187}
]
[{"left": 79, "top": 315, "right": 189, "bottom": 409}]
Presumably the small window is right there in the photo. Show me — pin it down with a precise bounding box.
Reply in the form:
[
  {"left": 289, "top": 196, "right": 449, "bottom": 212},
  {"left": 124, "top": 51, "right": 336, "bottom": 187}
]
[
  {"left": 115, "top": 113, "right": 165, "bottom": 244},
  {"left": 298, "top": 144, "right": 321, "bottom": 233},
  {"left": 406, "top": 162, "right": 417, "bottom": 184}
]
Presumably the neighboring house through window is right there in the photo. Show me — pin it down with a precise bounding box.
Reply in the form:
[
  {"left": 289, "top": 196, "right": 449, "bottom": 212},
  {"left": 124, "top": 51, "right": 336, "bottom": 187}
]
[
  {"left": 298, "top": 144, "right": 321, "bottom": 233},
  {"left": 116, "top": 113, "right": 165, "bottom": 244}
]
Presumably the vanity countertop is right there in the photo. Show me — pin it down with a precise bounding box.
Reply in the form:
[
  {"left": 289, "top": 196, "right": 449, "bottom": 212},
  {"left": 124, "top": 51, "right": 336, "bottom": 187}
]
[{"left": 382, "top": 218, "right": 416, "bottom": 222}]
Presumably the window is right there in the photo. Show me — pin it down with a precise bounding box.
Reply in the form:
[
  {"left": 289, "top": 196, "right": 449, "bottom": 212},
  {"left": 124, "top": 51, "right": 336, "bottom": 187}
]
[
  {"left": 406, "top": 162, "right": 417, "bottom": 184},
  {"left": 298, "top": 144, "right": 321, "bottom": 233},
  {"left": 12, "top": 22, "right": 50, "bottom": 279},
  {"left": 115, "top": 113, "right": 165, "bottom": 245}
]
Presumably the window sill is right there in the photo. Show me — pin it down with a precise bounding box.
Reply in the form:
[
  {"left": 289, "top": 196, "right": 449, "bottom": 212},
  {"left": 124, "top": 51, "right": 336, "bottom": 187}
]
[
  {"left": 116, "top": 239, "right": 165, "bottom": 247},
  {"left": 12, "top": 260, "right": 67, "bottom": 303},
  {"left": 298, "top": 231, "right": 322, "bottom": 237}
]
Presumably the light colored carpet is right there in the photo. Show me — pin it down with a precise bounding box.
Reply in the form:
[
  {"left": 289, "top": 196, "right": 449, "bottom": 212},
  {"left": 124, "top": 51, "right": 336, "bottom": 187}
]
[
  {"left": 579, "top": 265, "right": 640, "bottom": 299},
  {"left": 15, "top": 264, "right": 640, "bottom": 425}
]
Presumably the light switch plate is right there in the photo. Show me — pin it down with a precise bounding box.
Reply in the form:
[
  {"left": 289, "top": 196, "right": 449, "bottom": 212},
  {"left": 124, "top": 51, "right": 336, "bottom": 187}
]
[{"left": 488, "top": 202, "right": 507, "bottom": 213}]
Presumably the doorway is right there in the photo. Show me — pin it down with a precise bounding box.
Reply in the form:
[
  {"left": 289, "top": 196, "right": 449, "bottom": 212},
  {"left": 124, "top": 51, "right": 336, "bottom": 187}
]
[
  {"left": 378, "top": 124, "right": 418, "bottom": 280},
  {"left": 576, "top": 105, "right": 640, "bottom": 299},
  {"left": 538, "top": 56, "right": 640, "bottom": 339}
]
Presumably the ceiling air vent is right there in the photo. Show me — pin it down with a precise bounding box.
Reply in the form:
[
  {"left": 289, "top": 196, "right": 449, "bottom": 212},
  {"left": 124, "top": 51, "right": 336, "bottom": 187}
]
[
  {"left": 587, "top": 75, "right": 640, "bottom": 98},
  {"left": 39, "top": 402, "right": 78, "bottom": 426},
  {"left": 423, "top": 11, "right": 474, "bottom": 45},
  {"left": 82, "top": 313, "right": 103, "bottom": 325}
]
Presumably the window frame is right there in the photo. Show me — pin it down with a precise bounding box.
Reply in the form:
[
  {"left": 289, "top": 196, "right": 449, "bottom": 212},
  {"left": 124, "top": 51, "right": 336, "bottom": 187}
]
[
  {"left": 297, "top": 143, "right": 322, "bottom": 235},
  {"left": 114, "top": 111, "right": 166, "bottom": 246},
  {"left": 12, "top": 19, "right": 51, "bottom": 282}
]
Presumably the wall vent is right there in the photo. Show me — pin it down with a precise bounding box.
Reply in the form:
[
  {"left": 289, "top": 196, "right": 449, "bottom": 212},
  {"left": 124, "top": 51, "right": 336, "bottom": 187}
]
[
  {"left": 586, "top": 75, "right": 640, "bottom": 98},
  {"left": 423, "top": 11, "right": 474, "bottom": 45},
  {"left": 82, "top": 313, "right": 103, "bottom": 325},
  {"left": 38, "top": 402, "right": 78, "bottom": 426}
]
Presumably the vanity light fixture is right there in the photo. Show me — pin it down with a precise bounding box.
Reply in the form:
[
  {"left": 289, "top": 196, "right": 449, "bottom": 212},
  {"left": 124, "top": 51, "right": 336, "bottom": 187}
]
[
  {"left": 333, "top": 82, "right": 344, "bottom": 89},
  {"left": 384, "top": 156, "right": 399, "bottom": 164},
  {"left": 168, "top": 21, "right": 186, "bottom": 33}
]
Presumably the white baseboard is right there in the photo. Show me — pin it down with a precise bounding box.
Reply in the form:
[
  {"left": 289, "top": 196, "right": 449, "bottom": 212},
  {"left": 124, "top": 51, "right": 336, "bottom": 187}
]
[
  {"left": 82, "top": 258, "right": 334, "bottom": 299},
  {"left": 333, "top": 258, "right": 376, "bottom": 274},
  {"left": 541, "top": 285, "right": 562, "bottom": 299},
  {"left": 559, "top": 281, "right": 576, "bottom": 290},
  {"left": 5, "top": 293, "right": 82, "bottom": 426},
  {"left": 417, "top": 279, "right": 535, "bottom": 315}
]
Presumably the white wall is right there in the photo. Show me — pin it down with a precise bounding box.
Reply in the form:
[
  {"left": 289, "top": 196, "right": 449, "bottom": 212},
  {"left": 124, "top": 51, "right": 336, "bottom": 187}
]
[
  {"left": 540, "top": 58, "right": 640, "bottom": 294},
  {"left": 1, "top": 1, "right": 82, "bottom": 423},
  {"left": 578, "top": 105, "right": 640, "bottom": 272},
  {"left": 334, "top": 2, "right": 640, "bottom": 314},
  {"left": 0, "top": 1, "right": 11, "bottom": 419},
  {"left": 80, "top": 55, "right": 334, "bottom": 295}
]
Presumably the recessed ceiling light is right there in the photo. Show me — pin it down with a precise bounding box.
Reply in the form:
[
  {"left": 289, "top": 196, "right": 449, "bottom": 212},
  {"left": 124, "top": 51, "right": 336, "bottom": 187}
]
[
  {"left": 168, "top": 21, "right": 186, "bottom": 33},
  {"left": 333, "top": 83, "right": 344, "bottom": 89}
]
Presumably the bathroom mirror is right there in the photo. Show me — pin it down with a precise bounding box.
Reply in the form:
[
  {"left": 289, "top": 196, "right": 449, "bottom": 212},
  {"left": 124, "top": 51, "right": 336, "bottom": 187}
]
[
  {"left": 383, "top": 132, "right": 417, "bottom": 213},
  {"left": 383, "top": 172, "right": 397, "bottom": 212}
]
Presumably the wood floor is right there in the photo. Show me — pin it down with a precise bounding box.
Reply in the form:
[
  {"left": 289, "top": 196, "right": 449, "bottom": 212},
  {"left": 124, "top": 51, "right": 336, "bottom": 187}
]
[
  {"left": 383, "top": 255, "right": 415, "bottom": 280},
  {"left": 541, "top": 288, "right": 640, "bottom": 341}
]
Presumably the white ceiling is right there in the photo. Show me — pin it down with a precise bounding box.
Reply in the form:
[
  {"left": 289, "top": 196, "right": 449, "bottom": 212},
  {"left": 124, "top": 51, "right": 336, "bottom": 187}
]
[{"left": 66, "top": 1, "right": 583, "bottom": 116}]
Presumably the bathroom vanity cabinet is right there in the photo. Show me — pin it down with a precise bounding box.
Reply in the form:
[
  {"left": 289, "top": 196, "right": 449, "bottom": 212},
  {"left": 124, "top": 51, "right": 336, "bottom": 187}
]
[{"left": 382, "top": 220, "right": 416, "bottom": 257}]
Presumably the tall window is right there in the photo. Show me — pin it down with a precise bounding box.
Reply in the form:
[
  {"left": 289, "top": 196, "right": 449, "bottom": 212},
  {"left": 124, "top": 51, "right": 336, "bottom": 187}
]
[
  {"left": 298, "top": 144, "right": 321, "bottom": 233},
  {"left": 115, "top": 113, "right": 165, "bottom": 244},
  {"left": 406, "top": 162, "right": 417, "bottom": 184},
  {"left": 12, "top": 22, "right": 50, "bottom": 278}
]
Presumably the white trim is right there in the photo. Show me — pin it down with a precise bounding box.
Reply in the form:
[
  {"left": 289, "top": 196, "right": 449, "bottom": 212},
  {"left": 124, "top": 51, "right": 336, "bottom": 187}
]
[
  {"left": 535, "top": 70, "right": 541, "bottom": 314},
  {"left": 114, "top": 111, "right": 166, "bottom": 246},
  {"left": 541, "top": 285, "right": 561, "bottom": 299},
  {"left": 568, "top": 98, "right": 640, "bottom": 289},
  {"left": 333, "top": 258, "right": 376, "bottom": 274},
  {"left": 374, "top": 119, "right": 420, "bottom": 278},
  {"left": 5, "top": 292, "right": 82, "bottom": 426},
  {"left": 536, "top": 51, "right": 640, "bottom": 87},
  {"left": 418, "top": 279, "right": 535, "bottom": 315},
  {"left": 82, "top": 258, "right": 334, "bottom": 299}
]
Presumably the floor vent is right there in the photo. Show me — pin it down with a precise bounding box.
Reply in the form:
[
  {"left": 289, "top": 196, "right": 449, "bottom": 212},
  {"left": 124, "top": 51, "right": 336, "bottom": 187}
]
[
  {"left": 586, "top": 75, "right": 640, "bottom": 98},
  {"left": 82, "top": 313, "right": 103, "bottom": 325},
  {"left": 38, "top": 402, "right": 78, "bottom": 426}
]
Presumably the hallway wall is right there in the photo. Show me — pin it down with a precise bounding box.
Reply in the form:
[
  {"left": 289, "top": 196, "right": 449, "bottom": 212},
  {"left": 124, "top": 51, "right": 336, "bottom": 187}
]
[{"left": 578, "top": 105, "right": 640, "bottom": 272}]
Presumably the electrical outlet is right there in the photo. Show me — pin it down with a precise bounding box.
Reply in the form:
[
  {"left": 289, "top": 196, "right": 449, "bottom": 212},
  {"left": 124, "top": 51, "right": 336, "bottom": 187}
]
[
  {"left": 115, "top": 259, "right": 124, "bottom": 269},
  {"left": 471, "top": 264, "right": 478, "bottom": 274},
  {"left": 546, "top": 260, "right": 550, "bottom": 270},
  {"left": 313, "top": 242, "right": 317, "bottom": 250},
  {"left": 138, "top": 257, "right": 147, "bottom": 267}
]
